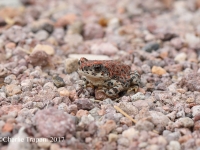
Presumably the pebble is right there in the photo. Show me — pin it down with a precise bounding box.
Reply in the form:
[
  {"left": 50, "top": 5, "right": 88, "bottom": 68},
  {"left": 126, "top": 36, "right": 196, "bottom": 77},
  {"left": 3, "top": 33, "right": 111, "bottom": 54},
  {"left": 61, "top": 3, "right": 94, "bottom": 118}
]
[
  {"left": 91, "top": 43, "right": 119, "bottom": 56},
  {"left": 149, "top": 111, "right": 170, "bottom": 130},
  {"left": 67, "top": 21, "right": 83, "bottom": 35},
  {"left": 174, "top": 52, "right": 187, "bottom": 63},
  {"left": 76, "top": 109, "right": 89, "bottom": 118},
  {"left": 165, "top": 64, "right": 183, "bottom": 73},
  {"left": 122, "top": 128, "right": 139, "bottom": 141},
  {"left": 146, "top": 144, "right": 160, "bottom": 150},
  {"left": 162, "top": 33, "right": 177, "bottom": 41},
  {"left": 57, "top": 103, "right": 68, "bottom": 112},
  {"left": 52, "top": 28, "right": 65, "bottom": 41},
  {"left": 171, "top": 37, "right": 184, "bottom": 49},
  {"left": 4, "top": 74, "right": 16, "bottom": 84},
  {"left": 0, "top": 92, "right": 6, "bottom": 98},
  {"left": 64, "top": 58, "right": 79, "bottom": 74},
  {"left": 98, "top": 120, "right": 116, "bottom": 137},
  {"left": 117, "top": 137, "right": 130, "bottom": 147},
  {"left": 34, "top": 30, "right": 49, "bottom": 41},
  {"left": 142, "top": 42, "right": 160, "bottom": 52},
  {"left": 131, "top": 92, "right": 145, "bottom": 101},
  {"left": 167, "top": 141, "right": 181, "bottom": 150},
  {"left": 141, "top": 64, "right": 151, "bottom": 73},
  {"left": 152, "top": 66, "right": 167, "bottom": 75},
  {"left": 27, "top": 50, "right": 49, "bottom": 67},
  {"left": 194, "top": 120, "right": 200, "bottom": 130},
  {"left": 74, "top": 98, "right": 94, "bottom": 110},
  {"left": 52, "top": 97, "right": 63, "bottom": 105},
  {"left": 68, "top": 104, "right": 78, "bottom": 115},
  {"left": 79, "top": 114, "right": 95, "bottom": 127},
  {"left": 5, "top": 25, "right": 27, "bottom": 43},
  {"left": 194, "top": 113, "right": 200, "bottom": 121},
  {"left": 2, "top": 122, "right": 13, "bottom": 132},
  {"left": 107, "top": 18, "right": 120, "bottom": 31},
  {"left": 95, "top": 89, "right": 108, "bottom": 100},
  {"left": 139, "top": 142, "right": 148, "bottom": 148},
  {"left": 157, "top": 136, "right": 168, "bottom": 146},
  {"left": 37, "top": 138, "right": 51, "bottom": 149},
  {"left": 120, "top": 117, "right": 132, "bottom": 127},
  {"left": 31, "top": 19, "right": 54, "bottom": 34},
  {"left": 0, "top": 120, "right": 5, "bottom": 131},
  {"left": 1, "top": 105, "right": 22, "bottom": 114},
  {"left": 145, "top": 33, "right": 156, "bottom": 41},
  {"left": 175, "top": 117, "right": 194, "bottom": 128},
  {"left": 58, "top": 88, "right": 70, "bottom": 97},
  {"left": 132, "top": 100, "right": 149, "bottom": 110},
  {"left": 135, "top": 120, "right": 154, "bottom": 131},
  {"left": 185, "top": 33, "right": 200, "bottom": 48},
  {"left": 83, "top": 23, "right": 104, "bottom": 40},
  {"left": 55, "top": 13, "right": 77, "bottom": 27},
  {"left": 43, "top": 82, "right": 57, "bottom": 91},
  {"left": 116, "top": 102, "right": 138, "bottom": 116},
  {"left": 52, "top": 75, "right": 65, "bottom": 88},
  {"left": 191, "top": 105, "right": 200, "bottom": 117},
  {"left": 108, "top": 133, "right": 118, "bottom": 142},
  {"left": 50, "top": 143, "right": 60, "bottom": 150},
  {"left": 179, "top": 73, "right": 200, "bottom": 92},
  {"left": 10, "top": 95, "right": 21, "bottom": 104},
  {"left": 35, "top": 107, "right": 75, "bottom": 137},
  {"left": 21, "top": 79, "right": 32, "bottom": 91},
  {"left": 167, "top": 111, "right": 176, "bottom": 121},
  {"left": 85, "top": 137, "right": 92, "bottom": 143},
  {"left": 5, "top": 84, "right": 21, "bottom": 96},
  {"left": 64, "top": 34, "right": 83, "bottom": 47},
  {"left": 89, "top": 107, "right": 101, "bottom": 120},
  {"left": 32, "top": 44, "right": 55, "bottom": 55}
]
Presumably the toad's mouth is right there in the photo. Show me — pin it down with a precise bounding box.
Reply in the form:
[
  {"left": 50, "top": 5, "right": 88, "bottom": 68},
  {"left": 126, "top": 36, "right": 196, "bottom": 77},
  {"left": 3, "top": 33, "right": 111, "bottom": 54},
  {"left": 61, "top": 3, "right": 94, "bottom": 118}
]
[{"left": 78, "top": 69, "right": 110, "bottom": 79}]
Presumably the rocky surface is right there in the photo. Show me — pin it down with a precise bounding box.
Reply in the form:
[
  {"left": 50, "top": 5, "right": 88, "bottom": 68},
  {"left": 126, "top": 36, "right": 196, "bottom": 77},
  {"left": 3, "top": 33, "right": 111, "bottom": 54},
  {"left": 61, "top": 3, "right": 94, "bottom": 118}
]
[{"left": 0, "top": 0, "right": 200, "bottom": 150}]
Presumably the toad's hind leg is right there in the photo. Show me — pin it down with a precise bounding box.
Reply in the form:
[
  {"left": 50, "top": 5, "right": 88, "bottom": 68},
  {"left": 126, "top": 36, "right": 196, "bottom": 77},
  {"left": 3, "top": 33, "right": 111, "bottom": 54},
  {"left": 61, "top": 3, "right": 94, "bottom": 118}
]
[{"left": 129, "top": 71, "right": 141, "bottom": 92}]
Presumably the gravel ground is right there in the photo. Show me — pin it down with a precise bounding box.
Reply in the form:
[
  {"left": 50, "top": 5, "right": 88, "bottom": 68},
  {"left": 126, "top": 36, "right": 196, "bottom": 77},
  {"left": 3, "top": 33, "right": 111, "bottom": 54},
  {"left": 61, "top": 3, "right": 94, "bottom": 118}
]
[{"left": 0, "top": 0, "right": 200, "bottom": 150}]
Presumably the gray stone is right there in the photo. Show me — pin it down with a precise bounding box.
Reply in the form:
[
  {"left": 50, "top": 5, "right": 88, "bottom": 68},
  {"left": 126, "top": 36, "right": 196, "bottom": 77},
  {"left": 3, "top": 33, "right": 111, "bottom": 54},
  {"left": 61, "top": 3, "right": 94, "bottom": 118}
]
[
  {"left": 192, "top": 105, "right": 200, "bottom": 117},
  {"left": 175, "top": 117, "right": 194, "bottom": 128},
  {"left": 135, "top": 120, "right": 154, "bottom": 131},
  {"left": 142, "top": 42, "right": 160, "bottom": 52},
  {"left": 35, "top": 30, "right": 49, "bottom": 41},
  {"left": 131, "top": 92, "right": 145, "bottom": 101},
  {"left": 64, "top": 58, "right": 79, "bottom": 74},
  {"left": 163, "top": 130, "right": 181, "bottom": 142},
  {"left": 117, "top": 137, "right": 129, "bottom": 147},
  {"left": 167, "top": 141, "right": 181, "bottom": 150},
  {"left": 149, "top": 111, "right": 170, "bottom": 127}
]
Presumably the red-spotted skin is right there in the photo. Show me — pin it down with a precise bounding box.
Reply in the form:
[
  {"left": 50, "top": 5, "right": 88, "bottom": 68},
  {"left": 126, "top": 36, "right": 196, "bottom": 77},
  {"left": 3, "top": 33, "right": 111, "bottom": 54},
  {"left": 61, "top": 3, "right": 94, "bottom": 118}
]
[{"left": 78, "top": 57, "right": 141, "bottom": 99}]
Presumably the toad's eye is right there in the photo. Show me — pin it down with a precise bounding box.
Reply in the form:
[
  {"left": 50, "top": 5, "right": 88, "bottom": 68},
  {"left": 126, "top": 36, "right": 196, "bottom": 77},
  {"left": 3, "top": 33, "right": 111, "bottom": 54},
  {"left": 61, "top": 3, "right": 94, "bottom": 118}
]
[
  {"left": 78, "top": 57, "right": 88, "bottom": 65},
  {"left": 94, "top": 64, "right": 102, "bottom": 73},
  {"left": 84, "top": 66, "right": 88, "bottom": 71}
]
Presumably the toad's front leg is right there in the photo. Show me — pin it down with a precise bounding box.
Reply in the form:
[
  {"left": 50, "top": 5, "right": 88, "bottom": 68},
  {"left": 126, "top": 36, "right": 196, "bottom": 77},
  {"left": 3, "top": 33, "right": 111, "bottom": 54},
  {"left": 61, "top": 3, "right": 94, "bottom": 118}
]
[{"left": 76, "top": 76, "right": 94, "bottom": 88}]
